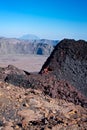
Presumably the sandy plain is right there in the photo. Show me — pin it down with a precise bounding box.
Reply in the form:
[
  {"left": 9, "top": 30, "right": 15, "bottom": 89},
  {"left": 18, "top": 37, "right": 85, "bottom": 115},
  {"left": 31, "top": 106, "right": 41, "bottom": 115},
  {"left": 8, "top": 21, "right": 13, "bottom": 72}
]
[{"left": 0, "top": 54, "right": 48, "bottom": 73}]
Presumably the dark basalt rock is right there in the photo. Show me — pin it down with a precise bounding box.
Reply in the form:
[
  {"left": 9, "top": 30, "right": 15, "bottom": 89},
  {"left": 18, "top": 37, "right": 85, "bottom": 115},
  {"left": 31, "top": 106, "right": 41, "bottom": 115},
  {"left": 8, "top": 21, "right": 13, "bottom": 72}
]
[
  {"left": 0, "top": 65, "right": 30, "bottom": 82},
  {"left": 40, "top": 39, "right": 87, "bottom": 97},
  {"left": 4, "top": 74, "right": 31, "bottom": 88}
]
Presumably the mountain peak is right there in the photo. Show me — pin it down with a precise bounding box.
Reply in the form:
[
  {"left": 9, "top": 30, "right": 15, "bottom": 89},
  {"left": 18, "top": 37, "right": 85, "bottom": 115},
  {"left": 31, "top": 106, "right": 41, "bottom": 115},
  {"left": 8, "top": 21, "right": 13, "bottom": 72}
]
[
  {"left": 20, "top": 34, "right": 40, "bottom": 40},
  {"left": 40, "top": 39, "right": 87, "bottom": 97}
]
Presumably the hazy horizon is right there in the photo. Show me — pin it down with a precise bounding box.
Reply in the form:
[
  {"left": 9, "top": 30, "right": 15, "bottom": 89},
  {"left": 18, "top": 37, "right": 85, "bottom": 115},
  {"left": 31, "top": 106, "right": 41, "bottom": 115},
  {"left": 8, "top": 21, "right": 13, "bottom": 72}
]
[{"left": 0, "top": 0, "right": 87, "bottom": 40}]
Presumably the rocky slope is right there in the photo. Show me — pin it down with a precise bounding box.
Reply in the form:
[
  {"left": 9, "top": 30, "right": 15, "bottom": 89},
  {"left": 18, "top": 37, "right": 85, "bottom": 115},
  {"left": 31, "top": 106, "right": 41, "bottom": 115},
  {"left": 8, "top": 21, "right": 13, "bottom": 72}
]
[
  {"left": 0, "top": 37, "right": 57, "bottom": 55},
  {"left": 0, "top": 65, "right": 87, "bottom": 108},
  {"left": 40, "top": 39, "right": 87, "bottom": 97},
  {"left": 0, "top": 81, "right": 87, "bottom": 130}
]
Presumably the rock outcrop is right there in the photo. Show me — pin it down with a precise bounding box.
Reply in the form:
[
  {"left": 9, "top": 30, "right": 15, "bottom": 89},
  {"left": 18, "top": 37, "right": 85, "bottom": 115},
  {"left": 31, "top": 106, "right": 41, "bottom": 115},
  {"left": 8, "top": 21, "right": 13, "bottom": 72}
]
[
  {"left": 40, "top": 39, "right": 87, "bottom": 97},
  {"left": 0, "top": 64, "right": 29, "bottom": 78}
]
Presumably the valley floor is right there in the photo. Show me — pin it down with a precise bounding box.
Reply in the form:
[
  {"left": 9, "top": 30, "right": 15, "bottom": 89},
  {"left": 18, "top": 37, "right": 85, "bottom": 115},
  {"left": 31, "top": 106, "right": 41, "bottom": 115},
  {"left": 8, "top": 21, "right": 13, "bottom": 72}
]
[{"left": 0, "top": 54, "right": 48, "bottom": 73}]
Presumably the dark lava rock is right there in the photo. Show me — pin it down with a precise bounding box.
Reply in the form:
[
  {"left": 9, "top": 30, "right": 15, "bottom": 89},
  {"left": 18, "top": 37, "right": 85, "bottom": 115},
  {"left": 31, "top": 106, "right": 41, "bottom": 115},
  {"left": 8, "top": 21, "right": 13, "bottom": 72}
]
[
  {"left": 4, "top": 74, "right": 31, "bottom": 88},
  {"left": 0, "top": 65, "right": 32, "bottom": 88},
  {"left": 40, "top": 39, "right": 87, "bottom": 97},
  {"left": 0, "top": 64, "right": 30, "bottom": 81}
]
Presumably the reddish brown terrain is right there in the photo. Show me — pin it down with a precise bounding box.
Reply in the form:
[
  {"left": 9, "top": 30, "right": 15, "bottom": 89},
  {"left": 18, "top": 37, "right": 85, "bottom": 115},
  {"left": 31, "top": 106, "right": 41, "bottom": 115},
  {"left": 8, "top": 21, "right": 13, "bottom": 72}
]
[
  {"left": 0, "top": 81, "right": 87, "bottom": 130},
  {"left": 0, "top": 39, "right": 87, "bottom": 130}
]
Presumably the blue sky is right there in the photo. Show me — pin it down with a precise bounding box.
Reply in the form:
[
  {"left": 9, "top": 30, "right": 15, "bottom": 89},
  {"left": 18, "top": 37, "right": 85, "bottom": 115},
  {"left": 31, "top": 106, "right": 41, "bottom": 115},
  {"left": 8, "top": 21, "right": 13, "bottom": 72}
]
[{"left": 0, "top": 0, "right": 87, "bottom": 40}]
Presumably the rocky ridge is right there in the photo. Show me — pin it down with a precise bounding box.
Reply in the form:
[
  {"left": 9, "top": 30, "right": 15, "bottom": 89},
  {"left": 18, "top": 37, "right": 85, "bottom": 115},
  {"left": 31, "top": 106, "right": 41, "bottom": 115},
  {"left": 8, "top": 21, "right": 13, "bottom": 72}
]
[
  {"left": 40, "top": 39, "right": 87, "bottom": 97},
  {"left": 0, "top": 37, "right": 58, "bottom": 55}
]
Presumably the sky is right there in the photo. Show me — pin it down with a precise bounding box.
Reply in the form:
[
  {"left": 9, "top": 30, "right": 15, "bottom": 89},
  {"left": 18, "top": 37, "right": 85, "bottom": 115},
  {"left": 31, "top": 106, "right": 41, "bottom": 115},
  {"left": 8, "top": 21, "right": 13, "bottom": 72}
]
[{"left": 0, "top": 0, "right": 87, "bottom": 40}]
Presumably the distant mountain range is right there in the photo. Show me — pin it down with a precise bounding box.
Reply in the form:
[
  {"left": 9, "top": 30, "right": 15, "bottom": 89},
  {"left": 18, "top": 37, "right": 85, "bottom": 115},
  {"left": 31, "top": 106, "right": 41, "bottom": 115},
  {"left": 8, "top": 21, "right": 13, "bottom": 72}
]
[{"left": 0, "top": 36, "right": 58, "bottom": 55}]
